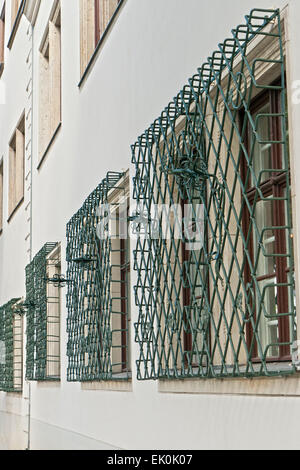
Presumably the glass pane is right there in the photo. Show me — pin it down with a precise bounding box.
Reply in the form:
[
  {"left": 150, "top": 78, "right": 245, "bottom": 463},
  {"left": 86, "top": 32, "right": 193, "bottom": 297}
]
[
  {"left": 257, "top": 279, "right": 279, "bottom": 358},
  {"left": 250, "top": 102, "right": 272, "bottom": 185},
  {"left": 253, "top": 197, "right": 280, "bottom": 358},
  {"left": 253, "top": 198, "right": 276, "bottom": 277}
]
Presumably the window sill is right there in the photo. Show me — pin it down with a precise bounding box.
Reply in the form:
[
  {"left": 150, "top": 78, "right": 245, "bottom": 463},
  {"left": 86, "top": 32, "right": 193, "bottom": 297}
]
[
  {"left": 81, "top": 376, "right": 132, "bottom": 392},
  {"left": 78, "top": 0, "right": 125, "bottom": 89},
  {"left": 37, "top": 122, "right": 62, "bottom": 170},
  {"left": 158, "top": 364, "right": 300, "bottom": 397},
  {"left": 7, "top": 197, "right": 24, "bottom": 223},
  {"left": 36, "top": 380, "right": 61, "bottom": 389},
  {"left": 7, "top": 0, "right": 26, "bottom": 50}
]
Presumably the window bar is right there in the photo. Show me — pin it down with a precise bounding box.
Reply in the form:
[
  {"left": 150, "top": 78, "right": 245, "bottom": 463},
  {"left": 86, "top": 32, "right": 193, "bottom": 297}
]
[
  {"left": 66, "top": 171, "right": 131, "bottom": 381},
  {"left": 132, "top": 9, "right": 295, "bottom": 380},
  {"left": 0, "top": 299, "right": 23, "bottom": 393},
  {"left": 25, "top": 242, "right": 60, "bottom": 381}
]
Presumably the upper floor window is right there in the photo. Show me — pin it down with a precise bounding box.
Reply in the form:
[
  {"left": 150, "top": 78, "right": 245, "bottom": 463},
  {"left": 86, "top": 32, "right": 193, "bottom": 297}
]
[
  {"left": 38, "top": 0, "right": 61, "bottom": 167},
  {"left": 80, "top": 0, "right": 121, "bottom": 78},
  {"left": 8, "top": 113, "right": 25, "bottom": 221},
  {"left": 8, "top": 0, "right": 23, "bottom": 49},
  {"left": 11, "top": 0, "right": 21, "bottom": 27}
]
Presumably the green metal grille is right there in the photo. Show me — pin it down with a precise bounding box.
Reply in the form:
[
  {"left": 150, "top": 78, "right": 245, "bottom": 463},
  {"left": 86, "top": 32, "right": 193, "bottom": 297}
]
[
  {"left": 26, "top": 242, "right": 61, "bottom": 381},
  {"left": 0, "top": 299, "right": 23, "bottom": 393},
  {"left": 132, "top": 9, "right": 296, "bottom": 380},
  {"left": 66, "top": 171, "right": 131, "bottom": 381}
]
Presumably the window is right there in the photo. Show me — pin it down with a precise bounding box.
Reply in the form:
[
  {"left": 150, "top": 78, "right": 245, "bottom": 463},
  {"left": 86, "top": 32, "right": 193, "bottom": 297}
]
[
  {"left": 0, "top": 3, "right": 5, "bottom": 77},
  {"left": 0, "top": 298, "right": 24, "bottom": 393},
  {"left": 80, "top": 0, "right": 121, "bottom": 77},
  {"left": 66, "top": 171, "right": 131, "bottom": 381},
  {"left": 242, "top": 88, "right": 292, "bottom": 361},
  {"left": 11, "top": 0, "right": 21, "bottom": 28},
  {"left": 8, "top": 113, "right": 25, "bottom": 221},
  {"left": 94, "top": 0, "right": 120, "bottom": 45},
  {"left": 25, "top": 243, "right": 61, "bottom": 381},
  {"left": 132, "top": 8, "right": 295, "bottom": 381},
  {"left": 7, "top": 0, "right": 23, "bottom": 49},
  {"left": 0, "top": 161, "right": 3, "bottom": 233},
  {"left": 38, "top": 1, "right": 61, "bottom": 167}
]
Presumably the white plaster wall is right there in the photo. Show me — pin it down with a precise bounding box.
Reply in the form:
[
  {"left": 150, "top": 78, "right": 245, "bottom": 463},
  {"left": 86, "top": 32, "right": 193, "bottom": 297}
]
[
  {"left": 2, "top": 0, "right": 300, "bottom": 450},
  {"left": 0, "top": 0, "right": 33, "bottom": 451}
]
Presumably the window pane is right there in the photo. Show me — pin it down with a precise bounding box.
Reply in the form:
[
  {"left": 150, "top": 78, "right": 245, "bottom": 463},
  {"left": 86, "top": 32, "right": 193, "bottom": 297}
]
[
  {"left": 250, "top": 102, "right": 272, "bottom": 185},
  {"left": 257, "top": 278, "right": 279, "bottom": 358},
  {"left": 253, "top": 198, "right": 276, "bottom": 277}
]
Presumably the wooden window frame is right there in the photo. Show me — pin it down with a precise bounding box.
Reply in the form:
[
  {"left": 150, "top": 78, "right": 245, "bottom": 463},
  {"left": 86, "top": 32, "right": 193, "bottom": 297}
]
[
  {"left": 120, "top": 213, "right": 130, "bottom": 372},
  {"left": 241, "top": 84, "right": 291, "bottom": 362},
  {"left": 94, "top": 0, "right": 121, "bottom": 46},
  {"left": 79, "top": 0, "right": 123, "bottom": 85},
  {"left": 38, "top": 1, "right": 61, "bottom": 168},
  {"left": 94, "top": 0, "right": 100, "bottom": 46}
]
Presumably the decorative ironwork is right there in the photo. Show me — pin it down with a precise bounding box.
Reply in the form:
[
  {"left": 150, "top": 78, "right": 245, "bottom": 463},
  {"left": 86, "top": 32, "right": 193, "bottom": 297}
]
[
  {"left": 66, "top": 171, "right": 131, "bottom": 381},
  {"left": 45, "top": 274, "right": 72, "bottom": 288},
  {"left": 25, "top": 243, "right": 61, "bottom": 381},
  {"left": 132, "top": 9, "right": 296, "bottom": 380},
  {"left": 0, "top": 299, "right": 23, "bottom": 392}
]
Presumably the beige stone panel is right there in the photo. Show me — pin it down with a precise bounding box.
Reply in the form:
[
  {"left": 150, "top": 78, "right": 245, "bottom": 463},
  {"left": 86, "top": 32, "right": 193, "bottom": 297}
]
[
  {"left": 80, "top": 0, "right": 96, "bottom": 76},
  {"left": 13, "top": 314, "right": 23, "bottom": 391},
  {"left": 49, "top": 21, "right": 61, "bottom": 136},
  {"left": 11, "top": 0, "right": 20, "bottom": 28},
  {"left": 38, "top": 52, "right": 50, "bottom": 162},
  {"left": 0, "top": 18, "right": 4, "bottom": 64},
  {"left": 107, "top": 0, "right": 119, "bottom": 24},
  {"left": 8, "top": 145, "right": 16, "bottom": 218},
  {"left": 15, "top": 128, "right": 24, "bottom": 207}
]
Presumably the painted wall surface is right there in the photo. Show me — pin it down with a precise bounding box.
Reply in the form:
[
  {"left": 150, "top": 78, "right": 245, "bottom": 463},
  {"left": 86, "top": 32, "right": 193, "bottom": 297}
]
[{"left": 1, "top": 0, "right": 300, "bottom": 450}]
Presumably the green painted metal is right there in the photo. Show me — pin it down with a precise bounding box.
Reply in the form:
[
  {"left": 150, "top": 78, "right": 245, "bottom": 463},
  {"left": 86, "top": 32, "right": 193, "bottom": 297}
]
[
  {"left": 0, "top": 299, "right": 23, "bottom": 393},
  {"left": 66, "top": 171, "right": 130, "bottom": 381},
  {"left": 25, "top": 242, "right": 60, "bottom": 381},
  {"left": 132, "top": 9, "right": 296, "bottom": 380}
]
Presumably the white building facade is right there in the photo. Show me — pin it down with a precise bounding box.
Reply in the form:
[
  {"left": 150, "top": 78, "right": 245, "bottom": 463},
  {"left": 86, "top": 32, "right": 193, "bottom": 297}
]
[{"left": 0, "top": 0, "right": 300, "bottom": 450}]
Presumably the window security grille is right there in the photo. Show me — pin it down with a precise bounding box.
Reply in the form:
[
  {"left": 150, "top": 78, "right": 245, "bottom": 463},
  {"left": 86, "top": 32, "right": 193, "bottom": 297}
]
[
  {"left": 132, "top": 9, "right": 296, "bottom": 380},
  {"left": 0, "top": 299, "right": 23, "bottom": 392},
  {"left": 66, "top": 171, "right": 130, "bottom": 381},
  {"left": 25, "top": 243, "right": 61, "bottom": 381}
]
